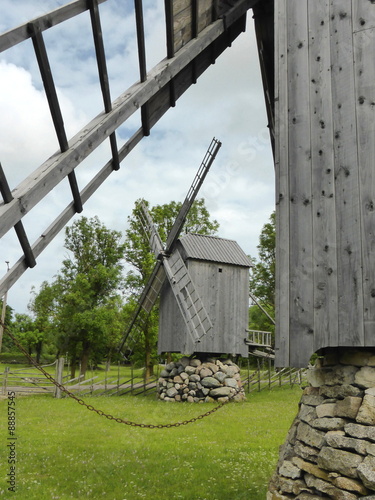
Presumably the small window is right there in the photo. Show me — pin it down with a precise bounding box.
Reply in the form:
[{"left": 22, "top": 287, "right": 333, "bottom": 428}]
[{"left": 218, "top": 267, "right": 223, "bottom": 273}]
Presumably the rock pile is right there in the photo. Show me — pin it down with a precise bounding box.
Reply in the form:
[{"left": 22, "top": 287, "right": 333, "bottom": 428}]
[
  {"left": 268, "top": 348, "right": 375, "bottom": 499},
  {"left": 158, "top": 357, "right": 245, "bottom": 403}
]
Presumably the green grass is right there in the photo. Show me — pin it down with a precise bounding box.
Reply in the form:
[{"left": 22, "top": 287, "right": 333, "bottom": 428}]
[{"left": 0, "top": 386, "right": 301, "bottom": 499}]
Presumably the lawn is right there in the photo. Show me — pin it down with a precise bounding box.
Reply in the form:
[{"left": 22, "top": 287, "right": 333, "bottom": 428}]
[{"left": 0, "top": 386, "right": 301, "bottom": 499}]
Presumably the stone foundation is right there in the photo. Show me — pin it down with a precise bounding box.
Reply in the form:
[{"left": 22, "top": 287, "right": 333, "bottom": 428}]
[
  {"left": 157, "top": 356, "right": 246, "bottom": 403},
  {"left": 267, "top": 348, "right": 375, "bottom": 499}
]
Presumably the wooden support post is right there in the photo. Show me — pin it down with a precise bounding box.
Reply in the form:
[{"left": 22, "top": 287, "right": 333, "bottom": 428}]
[
  {"left": 268, "top": 358, "right": 271, "bottom": 389},
  {"left": 2, "top": 367, "right": 9, "bottom": 395},
  {"left": 54, "top": 357, "right": 64, "bottom": 399},
  {"left": 247, "top": 357, "right": 251, "bottom": 393}
]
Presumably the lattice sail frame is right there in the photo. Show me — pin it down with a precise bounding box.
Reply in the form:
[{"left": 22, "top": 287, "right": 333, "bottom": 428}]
[{"left": 0, "top": 0, "right": 261, "bottom": 298}]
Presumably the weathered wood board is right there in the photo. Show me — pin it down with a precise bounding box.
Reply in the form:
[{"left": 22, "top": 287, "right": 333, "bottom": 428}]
[
  {"left": 275, "top": 0, "right": 375, "bottom": 367},
  {"left": 158, "top": 251, "right": 250, "bottom": 357}
]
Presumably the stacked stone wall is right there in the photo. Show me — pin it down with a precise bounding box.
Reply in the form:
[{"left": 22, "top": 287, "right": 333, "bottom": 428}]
[
  {"left": 157, "top": 356, "right": 245, "bottom": 403},
  {"left": 268, "top": 348, "right": 375, "bottom": 499}
]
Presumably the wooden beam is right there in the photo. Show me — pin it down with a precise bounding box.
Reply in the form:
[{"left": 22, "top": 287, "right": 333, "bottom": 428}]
[
  {"left": 0, "top": 0, "right": 256, "bottom": 295},
  {"left": 192, "top": 0, "right": 199, "bottom": 38},
  {"left": 0, "top": 128, "right": 144, "bottom": 297},
  {"left": 28, "top": 22, "right": 83, "bottom": 214},
  {"left": 28, "top": 23, "right": 68, "bottom": 152},
  {"left": 0, "top": 0, "right": 108, "bottom": 53},
  {"left": 88, "top": 0, "right": 120, "bottom": 170},
  {"left": 0, "top": 13, "right": 239, "bottom": 239},
  {"left": 0, "top": 164, "right": 36, "bottom": 269},
  {"left": 88, "top": 0, "right": 112, "bottom": 112},
  {"left": 135, "top": 0, "right": 147, "bottom": 82},
  {"left": 165, "top": 0, "right": 175, "bottom": 58},
  {"left": 134, "top": 0, "right": 150, "bottom": 136},
  {"left": 253, "top": 0, "right": 275, "bottom": 154}
]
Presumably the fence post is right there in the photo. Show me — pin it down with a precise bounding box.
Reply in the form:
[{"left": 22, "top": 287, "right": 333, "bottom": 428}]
[
  {"left": 54, "top": 357, "right": 64, "bottom": 399},
  {"left": 268, "top": 359, "right": 271, "bottom": 389},
  {"left": 90, "top": 363, "right": 94, "bottom": 395},
  {"left": 2, "top": 366, "right": 9, "bottom": 395},
  {"left": 78, "top": 363, "right": 82, "bottom": 393},
  {"left": 247, "top": 358, "right": 250, "bottom": 393}
]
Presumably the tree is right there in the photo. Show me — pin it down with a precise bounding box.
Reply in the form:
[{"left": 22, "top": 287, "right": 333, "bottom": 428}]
[
  {"left": 11, "top": 313, "right": 45, "bottom": 363},
  {"left": 27, "top": 281, "right": 58, "bottom": 361},
  {"left": 249, "top": 211, "right": 276, "bottom": 333},
  {"left": 250, "top": 211, "right": 275, "bottom": 305},
  {"left": 123, "top": 198, "right": 219, "bottom": 378},
  {"left": 52, "top": 216, "right": 126, "bottom": 378},
  {"left": 0, "top": 301, "right": 14, "bottom": 353}
]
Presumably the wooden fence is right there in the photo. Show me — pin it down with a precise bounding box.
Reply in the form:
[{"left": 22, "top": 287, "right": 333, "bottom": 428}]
[
  {"left": 0, "top": 360, "right": 159, "bottom": 398},
  {"left": 1, "top": 359, "right": 306, "bottom": 398},
  {"left": 1, "top": 360, "right": 62, "bottom": 396},
  {"left": 242, "top": 366, "right": 307, "bottom": 393}
]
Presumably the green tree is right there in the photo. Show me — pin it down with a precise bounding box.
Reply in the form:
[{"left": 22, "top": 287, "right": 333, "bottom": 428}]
[
  {"left": 123, "top": 198, "right": 219, "bottom": 377},
  {"left": 53, "top": 216, "right": 126, "bottom": 378},
  {"left": 249, "top": 212, "right": 276, "bottom": 332},
  {"left": 12, "top": 313, "right": 45, "bottom": 363},
  {"left": 28, "top": 281, "right": 58, "bottom": 361},
  {"left": 0, "top": 301, "right": 14, "bottom": 353},
  {"left": 250, "top": 211, "right": 275, "bottom": 305}
]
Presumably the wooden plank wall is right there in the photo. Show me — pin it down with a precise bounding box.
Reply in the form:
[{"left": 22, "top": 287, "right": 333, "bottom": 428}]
[
  {"left": 275, "top": 0, "right": 375, "bottom": 367},
  {"left": 158, "top": 260, "right": 249, "bottom": 356}
]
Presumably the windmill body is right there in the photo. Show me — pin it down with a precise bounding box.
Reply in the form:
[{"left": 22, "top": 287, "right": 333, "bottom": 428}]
[{"left": 158, "top": 233, "right": 251, "bottom": 357}]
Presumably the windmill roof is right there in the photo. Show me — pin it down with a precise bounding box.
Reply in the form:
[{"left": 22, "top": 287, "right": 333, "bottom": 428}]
[{"left": 178, "top": 233, "right": 252, "bottom": 267}]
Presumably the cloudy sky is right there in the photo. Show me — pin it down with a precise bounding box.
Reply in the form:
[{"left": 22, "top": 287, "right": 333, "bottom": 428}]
[{"left": 0, "top": 0, "right": 275, "bottom": 314}]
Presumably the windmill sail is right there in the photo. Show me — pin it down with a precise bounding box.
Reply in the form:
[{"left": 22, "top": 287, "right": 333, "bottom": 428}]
[
  {"left": 163, "top": 249, "right": 213, "bottom": 343},
  {"left": 165, "top": 137, "right": 221, "bottom": 252},
  {"left": 117, "top": 261, "right": 165, "bottom": 353},
  {"left": 139, "top": 201, "right": 164, "bottom": 258}
]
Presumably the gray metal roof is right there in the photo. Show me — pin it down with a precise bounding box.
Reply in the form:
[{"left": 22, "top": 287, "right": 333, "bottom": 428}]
[{"left": 178, "top": 233, "right": 252, "bottom": 267}]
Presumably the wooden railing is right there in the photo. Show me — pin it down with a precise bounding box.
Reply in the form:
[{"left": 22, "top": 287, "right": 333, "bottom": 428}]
[{"left": 247, "top": 330, "right": 272, "bottom": 347}]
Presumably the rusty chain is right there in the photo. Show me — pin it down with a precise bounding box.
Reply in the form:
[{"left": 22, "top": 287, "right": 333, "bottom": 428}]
[{"left": 3, "top": 323, "right": 231, "bottom": 429}]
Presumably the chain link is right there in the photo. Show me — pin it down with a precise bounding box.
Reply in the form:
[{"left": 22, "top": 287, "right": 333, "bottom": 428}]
[{"left": 3, "top": 323, "right": 230, "bottom": 428}]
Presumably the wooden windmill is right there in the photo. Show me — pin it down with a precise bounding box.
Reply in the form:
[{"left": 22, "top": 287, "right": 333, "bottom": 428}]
[
  {"left": 118, "top": 137, "right": 251, "bottom": 358},
  {"left": 4, "top": 0, "right": 374, "bottom": 373},
  {"left": 118, "top": 138, "right": 221, "bottom": 353}
]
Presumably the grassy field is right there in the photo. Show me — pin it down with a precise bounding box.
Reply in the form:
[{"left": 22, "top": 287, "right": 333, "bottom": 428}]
[{"left": 0, "top": 385, "right": 301, "bottom": 500}]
